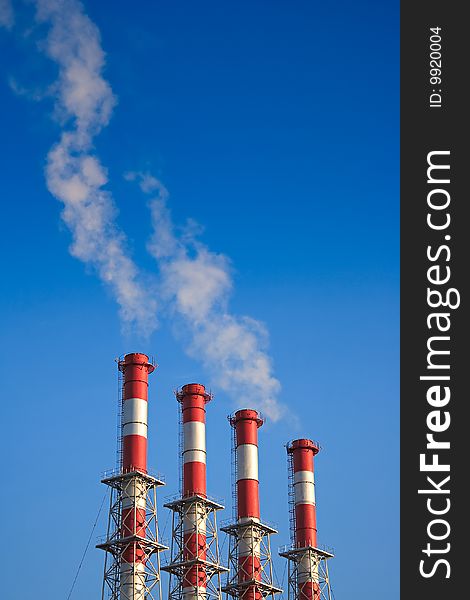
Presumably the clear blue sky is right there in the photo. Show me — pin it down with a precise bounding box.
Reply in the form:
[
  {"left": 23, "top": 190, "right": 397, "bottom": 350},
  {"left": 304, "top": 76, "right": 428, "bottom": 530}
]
[{"left": 0, "top": 1, "right": 398, "bottom": 599}]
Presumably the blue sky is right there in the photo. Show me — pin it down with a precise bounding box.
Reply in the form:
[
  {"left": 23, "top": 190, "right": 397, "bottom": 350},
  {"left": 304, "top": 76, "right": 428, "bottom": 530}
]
[{"left": 0, "top": 1, "right": 398, "bottom": 599}]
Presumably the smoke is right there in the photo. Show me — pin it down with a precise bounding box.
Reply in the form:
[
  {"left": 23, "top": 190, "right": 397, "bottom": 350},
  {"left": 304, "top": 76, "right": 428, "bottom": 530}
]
[
  {"left": 32, "top": 0, "right": 158, "bottom": 334},
  {"left": 127, "top": 172, "right": 286, "bottom": 422},
  {"left": 4, "top": 0, "right": 286, "bottom": 421},
  {"left": 0, "top": 0, "right": 14, "bottom": 29}
]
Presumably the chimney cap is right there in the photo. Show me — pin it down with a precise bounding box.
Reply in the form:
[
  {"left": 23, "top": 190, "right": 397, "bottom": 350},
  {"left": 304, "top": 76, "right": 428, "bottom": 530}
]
[
  {"left": 286, "top": 438, "right": 320, "bottom": 454},
  {"left": 229, "top": 408, "right": 264, "bottom": 428}
]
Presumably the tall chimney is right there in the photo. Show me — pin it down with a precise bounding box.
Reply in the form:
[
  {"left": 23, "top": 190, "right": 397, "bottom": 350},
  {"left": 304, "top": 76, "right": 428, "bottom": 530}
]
[
  {"left": 163, "top": 384, "right": 226, "bottom": 600},
  {"left": 289, "top": 439, "right": 318, "bottom": 549},
  {"left": 121, "top": 352, "right": 154, "bottom": 474},
  {"left": 288, "top": 439, "right": 319, "bottom": 600},
  {"left": 233, "top": 409, "right": 263, "bottom": 600},
  {"left": 120, "top": 353, "right": 155, "bottom": 599},
  {"left": 98, "top": 352, "right": 166, "bottom": 600},
  {"left": 279, "top": 439, "right": 334, "bottom": 600},
  {"left": 221, "top": 409, "right": 280, "bottom": 600},
  {"left": 181, "top": 383, "right": 210, "bottom": 600}
]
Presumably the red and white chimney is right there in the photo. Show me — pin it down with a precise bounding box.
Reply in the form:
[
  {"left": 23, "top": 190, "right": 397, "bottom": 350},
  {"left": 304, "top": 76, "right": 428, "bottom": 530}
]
[
  {"left": 179, "top": 383, "right": 211, "bottom": 600},
  {"left": 231, "top": 409, "right": 264, "bottom": 600},
  {"left": 288, "top": 439, "right": 320, "bottom": 600},
  {"left": 119, "top": 352, "right": 155, "bottom": 600}
]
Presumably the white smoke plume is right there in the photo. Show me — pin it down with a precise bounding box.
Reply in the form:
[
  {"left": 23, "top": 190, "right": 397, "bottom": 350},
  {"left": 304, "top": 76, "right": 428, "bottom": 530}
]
[
  {"left": 0, "top": 0, "right": 14, "bottom": 29},
  {"left": 32, "top": 0, "right": 158, "bottom": 333},
  {"left": 127, "top": 172, "right": 286, "bottom": 422},
  {"left": 5, "top": 1, "right": 285, "bottom": 421}
]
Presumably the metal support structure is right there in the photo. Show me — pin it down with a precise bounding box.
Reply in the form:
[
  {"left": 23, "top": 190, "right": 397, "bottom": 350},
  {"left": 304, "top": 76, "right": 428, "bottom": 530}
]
[
  {"left": 278, "top": 546, "right": 333, "bottom": 600},
  {"left": 116, "top": 363, "right": 124, "bottom": 472},
  {"left": 98, "top": 470, "right": 168, "bottom": 600},
  {"left": 221, "top": 519, "right": 282, "bottom": 600},
  {"left": 230, "top": 423, "right": 238, "bottom": 522},
  {"left": 287, "top": 451, "right": 296, "bottom": 546},
  {"left": 163, "top": 494, "right": 227, "bottom": 600},
  {"left": 178, "top": 393, "right": 184, "bottom": 497}
]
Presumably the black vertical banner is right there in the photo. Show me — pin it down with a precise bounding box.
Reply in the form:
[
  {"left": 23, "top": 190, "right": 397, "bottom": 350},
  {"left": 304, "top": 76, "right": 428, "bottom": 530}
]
[{"left": 401, "top": 2, "right": 467, "bottom": 597}]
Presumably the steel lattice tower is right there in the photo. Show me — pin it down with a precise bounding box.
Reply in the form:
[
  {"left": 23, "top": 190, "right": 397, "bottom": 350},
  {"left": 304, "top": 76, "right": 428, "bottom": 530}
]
[
  {"left": 279, "top": 440, "right": 333, "bottom": 600},
  {"left": 222, "top": 409, "right": 282, "bottom": 600},
  {"left": 162, "top": 384, "right": 227, "bottom": 600},
  {"left": 97, "top": 353, "right": 168, "bottom": 600}
]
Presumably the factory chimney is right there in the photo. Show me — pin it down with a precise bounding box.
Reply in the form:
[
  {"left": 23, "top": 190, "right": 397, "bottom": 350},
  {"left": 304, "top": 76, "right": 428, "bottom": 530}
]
[
  {"left": 222, "top": 409, "right": 281, "bottom": 600},
  {"left": 98, "top": 353, "right": 167, "bottom": 600},
  {"left": 279, "top": 439, "right": 334, "bottom": 600},
  {"left": 163, "top": 384, "right": 226, "bottom": 600}
]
